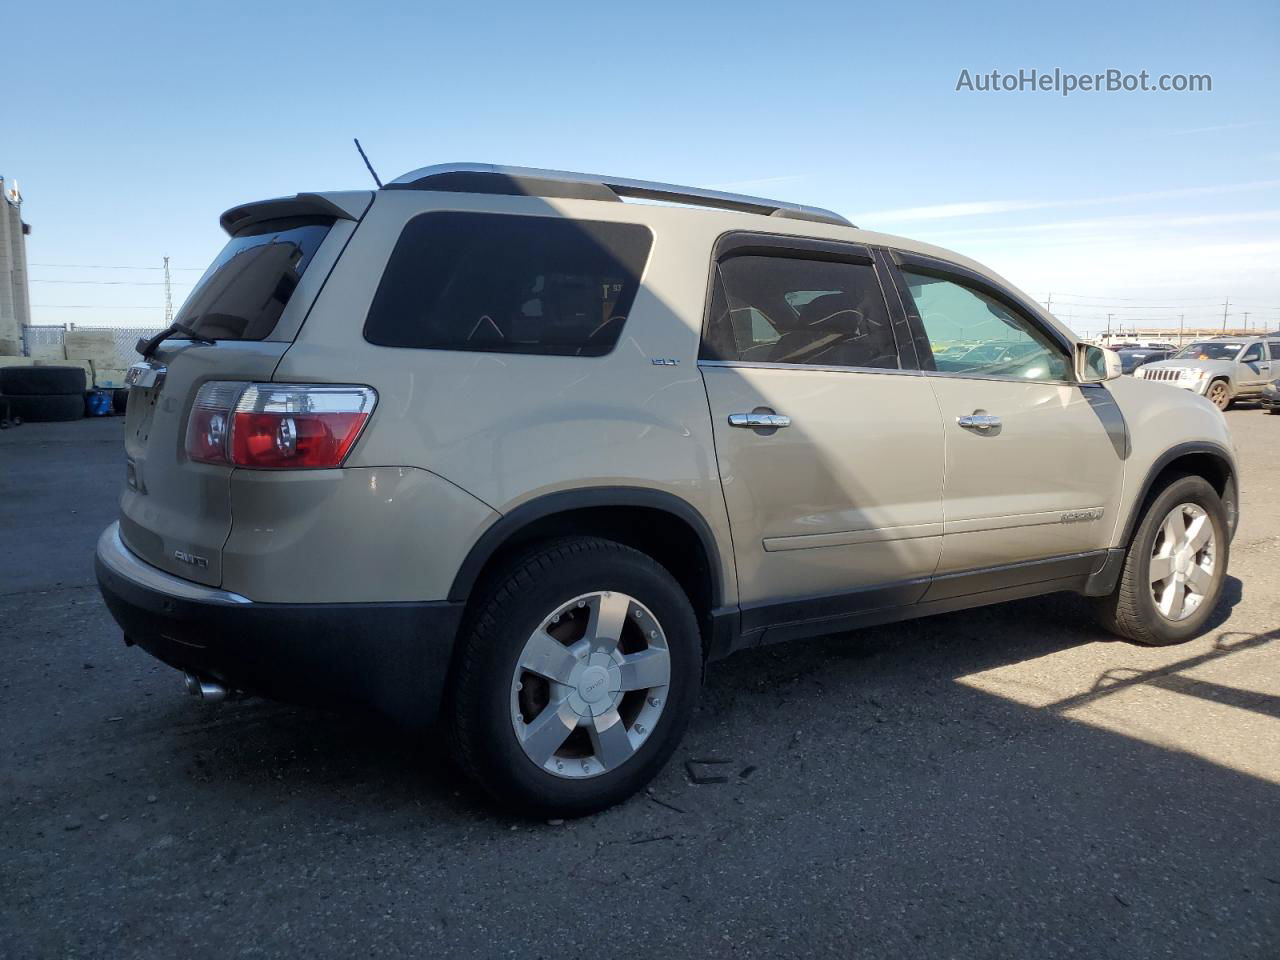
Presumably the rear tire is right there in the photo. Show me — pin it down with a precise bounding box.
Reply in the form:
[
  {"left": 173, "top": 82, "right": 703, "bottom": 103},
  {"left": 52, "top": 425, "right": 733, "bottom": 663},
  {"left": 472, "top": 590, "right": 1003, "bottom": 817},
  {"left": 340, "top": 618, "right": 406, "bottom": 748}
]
[
  {"left": 1094, "top": 474, "right": 1228, "bottom": 646},
  {"left": 448, "top": 537, "right": 701, "bottom": 817},
  {"left": 4, "top": 393, "right": 85, "bottom": 422}
]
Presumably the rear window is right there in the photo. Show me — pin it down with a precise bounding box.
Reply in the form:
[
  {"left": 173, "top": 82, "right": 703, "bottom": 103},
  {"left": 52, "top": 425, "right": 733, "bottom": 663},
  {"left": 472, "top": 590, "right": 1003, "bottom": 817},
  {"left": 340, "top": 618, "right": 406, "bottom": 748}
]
[
  {"left": 363, "top": 212, "right": 652, "bottom": 357},
  {"left": 176, "top": 217, "right": 333, "bottom": 341},
  {"left": 700, "top": 255, "right": 898, "bottom": 368}
]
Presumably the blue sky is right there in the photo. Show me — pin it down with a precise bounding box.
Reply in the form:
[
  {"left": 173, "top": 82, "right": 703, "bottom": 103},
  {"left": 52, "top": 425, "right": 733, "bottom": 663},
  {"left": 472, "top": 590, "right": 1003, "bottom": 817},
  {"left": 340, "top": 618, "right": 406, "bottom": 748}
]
[{"left": 8, "top": 0, "right": 1278, "bottom": 337}]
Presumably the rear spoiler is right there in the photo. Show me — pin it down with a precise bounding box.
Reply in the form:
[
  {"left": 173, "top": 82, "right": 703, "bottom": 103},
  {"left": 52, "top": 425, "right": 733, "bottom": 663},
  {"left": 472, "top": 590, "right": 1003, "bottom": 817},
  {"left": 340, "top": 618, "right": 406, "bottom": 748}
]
[{"left": 218, "top": 191, "right": 373, "bottom": 235}]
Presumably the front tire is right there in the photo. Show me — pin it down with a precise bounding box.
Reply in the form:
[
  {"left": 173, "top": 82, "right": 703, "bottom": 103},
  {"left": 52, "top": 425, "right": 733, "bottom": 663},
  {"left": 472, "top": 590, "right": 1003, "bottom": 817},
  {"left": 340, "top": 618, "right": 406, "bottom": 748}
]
[
  {"left": 1094, "top": 474, "right": 1229, "bottom": 646},
  {"left": 448, "top": 537, "right": 701, "bottom": 817},
  {"left": 1206, "top": 379, "right": 1231, "bottom": 411}
]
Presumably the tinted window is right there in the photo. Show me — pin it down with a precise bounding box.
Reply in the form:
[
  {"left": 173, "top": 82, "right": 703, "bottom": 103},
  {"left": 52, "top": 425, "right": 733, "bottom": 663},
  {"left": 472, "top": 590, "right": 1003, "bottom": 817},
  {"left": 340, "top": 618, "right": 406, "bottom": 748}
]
[
  {"left": 701, "top": 256, "right": 897, "bottom": 368},
  {"left": 1269, "top": 342, "right": 1280, "bottom": 361},
  {"left": 900, "top": 271, "right": 1069, "bottom": 381},
  {"left": 176, "top": 217, "right": 332, "bottom": 340},
  {"left": 364, "top": 213, "right": 652, "bottom": 357}
]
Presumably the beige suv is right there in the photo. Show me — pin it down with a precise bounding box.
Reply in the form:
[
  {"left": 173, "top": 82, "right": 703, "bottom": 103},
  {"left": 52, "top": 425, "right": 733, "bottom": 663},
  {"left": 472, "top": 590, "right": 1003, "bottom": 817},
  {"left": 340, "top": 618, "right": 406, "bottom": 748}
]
[{"left": 96, "top": 163, "right": 1239, "bottom": 816}]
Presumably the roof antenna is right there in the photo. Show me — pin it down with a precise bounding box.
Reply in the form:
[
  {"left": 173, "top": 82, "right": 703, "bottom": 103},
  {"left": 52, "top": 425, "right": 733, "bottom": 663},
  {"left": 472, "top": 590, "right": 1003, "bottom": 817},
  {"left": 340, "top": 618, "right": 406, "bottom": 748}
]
[{"left": 353, "top": 138, "right": 383, "bottom": 188}]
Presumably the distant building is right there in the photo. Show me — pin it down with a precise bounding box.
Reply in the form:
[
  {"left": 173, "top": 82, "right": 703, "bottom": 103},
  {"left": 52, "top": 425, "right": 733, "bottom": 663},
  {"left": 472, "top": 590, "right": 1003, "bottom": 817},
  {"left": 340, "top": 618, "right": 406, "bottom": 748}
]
[{"left": 0, "top": 177, "right": 31, "bottom": 355}]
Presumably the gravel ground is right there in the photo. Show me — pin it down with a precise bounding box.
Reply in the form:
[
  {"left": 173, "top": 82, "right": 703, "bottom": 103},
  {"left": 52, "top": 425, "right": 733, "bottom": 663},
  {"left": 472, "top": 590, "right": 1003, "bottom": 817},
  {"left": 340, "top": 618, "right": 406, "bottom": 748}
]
[{"left": 2, "top": 410, "right": 1278, "bottom": 959}]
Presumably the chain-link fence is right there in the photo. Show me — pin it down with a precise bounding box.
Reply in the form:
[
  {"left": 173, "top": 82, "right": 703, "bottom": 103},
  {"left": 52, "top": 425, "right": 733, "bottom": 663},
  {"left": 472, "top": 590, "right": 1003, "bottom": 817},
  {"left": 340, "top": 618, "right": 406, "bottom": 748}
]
[{"left": 20, "top": 324, "right": 163, "bottom": 369}]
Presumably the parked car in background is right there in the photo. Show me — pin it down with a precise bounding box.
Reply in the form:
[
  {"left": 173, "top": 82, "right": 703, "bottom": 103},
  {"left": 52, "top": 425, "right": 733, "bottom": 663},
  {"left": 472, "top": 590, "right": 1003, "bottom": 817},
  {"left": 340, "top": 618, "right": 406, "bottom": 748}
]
[
  {"left": 1262, "top": 377, "right": 1280, "bottom": 415},
  {"left": 95, "top": 162, "right": 1240, "bottom": 815},
  {"left": 1134, "top": 336, "right": 1280, "bottom": 409},
  {"left": 1117, "top": 346, "right": 1175, "bottom": 374}
]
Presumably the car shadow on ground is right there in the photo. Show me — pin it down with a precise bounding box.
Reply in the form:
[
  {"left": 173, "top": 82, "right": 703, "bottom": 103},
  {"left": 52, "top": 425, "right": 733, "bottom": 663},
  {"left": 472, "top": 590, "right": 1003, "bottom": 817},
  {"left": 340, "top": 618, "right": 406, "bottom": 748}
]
[{"left": 149, "top": 574, "right": 1248, "bottom": 821}]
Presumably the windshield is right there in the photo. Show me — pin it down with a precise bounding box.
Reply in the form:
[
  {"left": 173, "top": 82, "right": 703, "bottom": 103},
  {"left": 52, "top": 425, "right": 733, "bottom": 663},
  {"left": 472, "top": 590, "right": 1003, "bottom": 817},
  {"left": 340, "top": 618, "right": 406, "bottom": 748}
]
[
  {"left": 1173, "top": 341, "right": 1243, "bottom": 361},
  {"left": 174, "top": 216, "right": 333, "bottom": 340}
]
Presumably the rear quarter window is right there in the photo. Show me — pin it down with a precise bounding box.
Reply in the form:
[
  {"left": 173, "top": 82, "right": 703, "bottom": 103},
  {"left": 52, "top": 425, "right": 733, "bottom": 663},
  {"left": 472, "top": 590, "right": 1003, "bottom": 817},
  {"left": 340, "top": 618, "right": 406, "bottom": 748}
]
[
  {"left": 363, "top": 212, "right": 653, "bottom": 357},
  {"left": 177, "top": 217, "right": 333, "bottom": 341}
]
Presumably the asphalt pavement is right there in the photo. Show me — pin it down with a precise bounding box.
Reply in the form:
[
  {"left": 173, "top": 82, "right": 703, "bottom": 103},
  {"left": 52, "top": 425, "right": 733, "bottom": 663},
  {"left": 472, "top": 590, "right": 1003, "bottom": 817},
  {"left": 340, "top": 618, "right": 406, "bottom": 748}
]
[{"left": 2, "top": 411, "right": 1278, "bottom": 959}]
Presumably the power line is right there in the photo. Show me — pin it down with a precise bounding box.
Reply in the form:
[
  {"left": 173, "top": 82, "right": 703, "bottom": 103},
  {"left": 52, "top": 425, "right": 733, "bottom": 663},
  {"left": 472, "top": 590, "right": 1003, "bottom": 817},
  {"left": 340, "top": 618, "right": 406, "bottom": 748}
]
[
  {"left": 29, "top": 262, "right": 205, "bottom": 271},
  {"left": 29, "top": 278, "right": 194, "bottom": 286}
]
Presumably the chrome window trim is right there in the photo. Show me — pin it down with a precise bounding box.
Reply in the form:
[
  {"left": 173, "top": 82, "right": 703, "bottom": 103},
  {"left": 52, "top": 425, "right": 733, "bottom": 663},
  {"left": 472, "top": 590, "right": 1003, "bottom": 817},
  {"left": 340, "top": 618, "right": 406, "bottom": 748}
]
[
  {"left": 697, "top": 359, "right": 921, "bottom": 377},
  {"left": 920, "top": 369, "right": 1076, "bottom": 386}
]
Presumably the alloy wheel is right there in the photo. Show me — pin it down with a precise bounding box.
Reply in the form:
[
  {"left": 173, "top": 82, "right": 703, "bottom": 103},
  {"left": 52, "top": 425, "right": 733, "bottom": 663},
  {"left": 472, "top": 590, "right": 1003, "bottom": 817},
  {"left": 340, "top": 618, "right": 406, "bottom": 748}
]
[
  {"left": 510, "top": 591, "right": 671, "bottom": 779},
  {"left": 1207, "top": 381, "right": 1230, "bottom": 410},
  {"left": 1149, "top": 502, "right": 1216, "bottom": 622}
]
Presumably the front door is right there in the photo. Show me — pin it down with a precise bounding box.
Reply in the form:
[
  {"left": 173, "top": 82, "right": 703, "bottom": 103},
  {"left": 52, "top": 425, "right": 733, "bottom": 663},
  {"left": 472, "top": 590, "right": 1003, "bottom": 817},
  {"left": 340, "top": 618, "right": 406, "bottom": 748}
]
[
  {"left": 1237, "top": 342, "right": 1272, "bottom": 392},
  {"left": 891, "top": 258, "right": 1125, "bottom": 591},
  {"left": 698, "top": 239, "right": 945, "bottom": 630}
]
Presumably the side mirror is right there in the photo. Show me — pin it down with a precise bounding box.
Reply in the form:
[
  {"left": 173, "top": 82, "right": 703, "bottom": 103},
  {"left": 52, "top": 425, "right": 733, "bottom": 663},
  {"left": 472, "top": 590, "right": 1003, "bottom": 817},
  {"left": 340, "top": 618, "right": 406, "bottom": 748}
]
[{"left": 1077, "top": 343, "right": 1122, "bottom": 383}]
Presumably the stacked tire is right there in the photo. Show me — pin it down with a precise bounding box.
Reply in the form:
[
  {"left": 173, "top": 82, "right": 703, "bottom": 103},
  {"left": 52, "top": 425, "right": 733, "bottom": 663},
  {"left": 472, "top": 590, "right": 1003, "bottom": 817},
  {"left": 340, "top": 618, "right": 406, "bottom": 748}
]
[{"left": 0, "top": 366, "right": 87, "bottom": 423}]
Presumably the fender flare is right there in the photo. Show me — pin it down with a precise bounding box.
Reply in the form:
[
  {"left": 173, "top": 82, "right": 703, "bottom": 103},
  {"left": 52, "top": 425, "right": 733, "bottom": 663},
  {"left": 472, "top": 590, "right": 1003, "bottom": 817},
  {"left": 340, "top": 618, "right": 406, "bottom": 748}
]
[
  {"left": 1117, "top": 440, "right": 1238, "bottom": 547},
  {"left": 447, "top": 486, "right": 726, "bottom": 607}
]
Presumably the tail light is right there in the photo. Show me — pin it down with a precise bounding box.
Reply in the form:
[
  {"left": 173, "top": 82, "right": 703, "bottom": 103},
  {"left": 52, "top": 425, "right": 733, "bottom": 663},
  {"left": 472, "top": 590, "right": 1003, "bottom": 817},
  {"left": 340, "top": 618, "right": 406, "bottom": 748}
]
[{"left": 185, "top": 382, "right": 377, "bottom": 469}]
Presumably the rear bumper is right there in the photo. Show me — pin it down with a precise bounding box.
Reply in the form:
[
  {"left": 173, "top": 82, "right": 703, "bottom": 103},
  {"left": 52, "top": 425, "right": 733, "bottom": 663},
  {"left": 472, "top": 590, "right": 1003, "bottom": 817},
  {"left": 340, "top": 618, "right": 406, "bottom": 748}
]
[{"left": 94, "top": 523, "right": 464, "bottom": 724}]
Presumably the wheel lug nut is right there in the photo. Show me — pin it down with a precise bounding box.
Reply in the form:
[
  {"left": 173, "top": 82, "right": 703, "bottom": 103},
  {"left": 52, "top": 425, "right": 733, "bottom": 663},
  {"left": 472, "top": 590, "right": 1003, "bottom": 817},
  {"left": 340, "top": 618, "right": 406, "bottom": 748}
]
[
  {"left": 649, "top": 697, "right": 661, "bottom": 707},
  {"left": 516, "top": 681, "right": 523, "bottom": 692},
  {"left": 649, "top": 630, "right": 657, "bottom": 639},
  {"left": 577, "top": 600, "right": 586, "bottom": 608},
  {"left": 636, "top": 724, "right": 645, "bottom": 734}
]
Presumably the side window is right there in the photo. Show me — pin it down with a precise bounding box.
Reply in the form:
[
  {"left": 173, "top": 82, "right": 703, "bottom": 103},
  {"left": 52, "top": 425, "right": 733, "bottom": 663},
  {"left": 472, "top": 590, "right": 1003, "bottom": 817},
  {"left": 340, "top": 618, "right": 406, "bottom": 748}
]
[
  {"left": 1269, "top": 342, "right": 1280, "bottom": 361},
  {"left": 700, "top": 255, "right": 898, "bottom": 368},
  {"left": 900, "top": 270, "right": 1070, "bottom": 381},
  {"left": 1240, "top": 343, "right": 1263, "bottom": 363},
  {"left": 364, "top": 212, "right": 652, "bottom": 357}
]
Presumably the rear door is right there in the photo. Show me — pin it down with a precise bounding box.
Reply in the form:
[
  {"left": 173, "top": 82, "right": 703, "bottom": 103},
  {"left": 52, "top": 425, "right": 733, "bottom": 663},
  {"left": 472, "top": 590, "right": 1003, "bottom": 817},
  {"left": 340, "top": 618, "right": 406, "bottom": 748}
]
[
  {"left": 699, "top": 235, "right": 944, "bottom": 636},
  {"left": 888, "top": 253, "right": 1125, "bottom": 589},
  {"left": 119, "top": 199, "right": 367, "bottom": 585}
]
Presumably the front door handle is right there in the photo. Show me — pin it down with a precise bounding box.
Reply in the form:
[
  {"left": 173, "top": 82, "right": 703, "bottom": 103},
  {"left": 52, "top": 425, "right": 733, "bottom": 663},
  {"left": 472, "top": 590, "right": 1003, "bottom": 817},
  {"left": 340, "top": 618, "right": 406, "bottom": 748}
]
[
  {"left": 957, "top": 414, "right": 1001, "bottom": 431},
  {"left": 728, "top": 412, "right": 791, "bottom": 429}
]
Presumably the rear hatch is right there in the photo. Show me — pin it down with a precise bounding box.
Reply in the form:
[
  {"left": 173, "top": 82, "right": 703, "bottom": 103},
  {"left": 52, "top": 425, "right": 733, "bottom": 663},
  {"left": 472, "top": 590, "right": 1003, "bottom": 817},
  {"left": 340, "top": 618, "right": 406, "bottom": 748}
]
[{"left": 119, "top": 192, "right": 370, "bottom": 586}]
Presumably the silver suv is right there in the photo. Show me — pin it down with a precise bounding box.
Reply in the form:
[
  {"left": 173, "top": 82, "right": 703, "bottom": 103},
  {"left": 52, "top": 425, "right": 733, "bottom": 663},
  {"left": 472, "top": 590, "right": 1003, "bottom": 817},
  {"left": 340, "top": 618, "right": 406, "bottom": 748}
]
[
  {"left": 1135, "top": 335, "right": 1279, "bottom": 409},
  {"left": 96, "top": 163, "right": 1240, "bottom": 815}
]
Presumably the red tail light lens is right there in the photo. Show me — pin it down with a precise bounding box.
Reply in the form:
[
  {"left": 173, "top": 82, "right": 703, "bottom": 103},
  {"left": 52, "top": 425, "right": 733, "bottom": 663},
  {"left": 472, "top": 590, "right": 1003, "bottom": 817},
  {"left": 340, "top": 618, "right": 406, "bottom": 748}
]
[
  {"left": 185, "top": 382, "right": 377, "bottom": 469},
  {"left": 185, "top": 381, "right": 246, "bottom": 464}
]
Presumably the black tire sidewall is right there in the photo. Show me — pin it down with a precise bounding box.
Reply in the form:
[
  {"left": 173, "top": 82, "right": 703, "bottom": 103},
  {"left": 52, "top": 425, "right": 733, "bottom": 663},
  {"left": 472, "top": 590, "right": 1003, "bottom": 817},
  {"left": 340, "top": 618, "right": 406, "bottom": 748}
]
[
  {"left": 5, "top": 393, "right": 85, "bottom": 422},
  {"left": 0, "top": 365, "right": 87, "bottom": 396},
  {"left": 456, "top": 542, "right": 701, "bottom": 817},
  {"left": 1129, "top": 475, "right": 1229, "bottom": 643}
]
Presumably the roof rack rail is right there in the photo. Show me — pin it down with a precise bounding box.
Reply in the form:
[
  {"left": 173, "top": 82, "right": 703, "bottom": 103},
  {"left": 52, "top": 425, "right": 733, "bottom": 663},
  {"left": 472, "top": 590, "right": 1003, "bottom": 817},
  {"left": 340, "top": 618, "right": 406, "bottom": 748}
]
[{"left": 384, "top": 162, "right": 854, "bottom": 228}]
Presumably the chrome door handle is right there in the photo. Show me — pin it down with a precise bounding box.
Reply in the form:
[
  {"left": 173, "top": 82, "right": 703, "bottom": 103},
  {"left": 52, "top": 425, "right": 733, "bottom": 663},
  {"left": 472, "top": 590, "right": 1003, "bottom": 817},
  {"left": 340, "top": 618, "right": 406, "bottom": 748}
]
[
  {"left": 957, "top": 414, "right": 1001, "bottom": 431},
  {"left": 728, "top": 412, "right": 791, "bottom": 429}
]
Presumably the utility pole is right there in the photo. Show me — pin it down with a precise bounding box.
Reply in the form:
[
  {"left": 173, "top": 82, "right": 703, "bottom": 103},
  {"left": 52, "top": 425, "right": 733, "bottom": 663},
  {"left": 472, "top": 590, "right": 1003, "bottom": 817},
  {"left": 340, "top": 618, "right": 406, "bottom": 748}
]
[
  {"left": 1243, "top": 311, "right": 1250, "bottom": 332},
  {"left": 1044, "top": 292, "right": 1052, "bottom": 312},
  {"left": 1106, "top": 313, "right": 1113, "bottom": 341},
  {"left": 1221, "top": 296, "right": 1229, "bottom": 333},
  {"left": 1179, "top": 313, "right": 1185, "bottom": 346},
  {"left": 163, "top": 256, "right": 174, "bottom": 325}
]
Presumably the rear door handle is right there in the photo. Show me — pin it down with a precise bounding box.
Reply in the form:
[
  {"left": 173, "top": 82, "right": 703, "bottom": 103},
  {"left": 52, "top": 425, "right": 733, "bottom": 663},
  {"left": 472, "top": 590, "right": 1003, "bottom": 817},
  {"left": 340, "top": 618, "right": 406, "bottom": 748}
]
[
  {"left": 957, "top": 414, "right": 1001, "bottom": 431},
  {"left": 728, "top": 412, "right": 791, "bottom": 429}
]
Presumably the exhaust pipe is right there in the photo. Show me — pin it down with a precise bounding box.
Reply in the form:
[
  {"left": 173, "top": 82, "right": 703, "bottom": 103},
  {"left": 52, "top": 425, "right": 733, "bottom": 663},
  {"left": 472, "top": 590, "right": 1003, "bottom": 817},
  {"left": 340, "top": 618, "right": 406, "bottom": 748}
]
[{"left": 183, "top": 672, "right": 234, "bottom": 703}]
